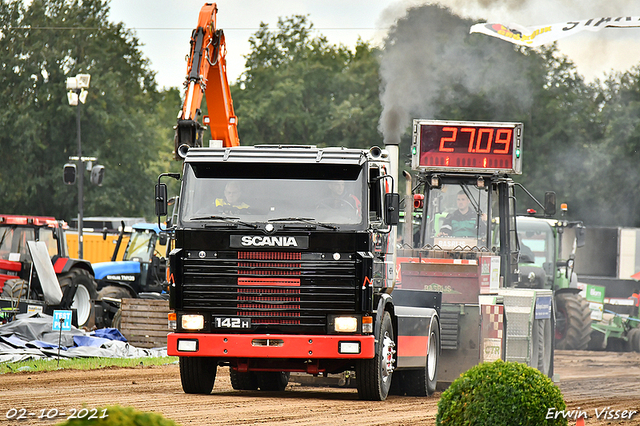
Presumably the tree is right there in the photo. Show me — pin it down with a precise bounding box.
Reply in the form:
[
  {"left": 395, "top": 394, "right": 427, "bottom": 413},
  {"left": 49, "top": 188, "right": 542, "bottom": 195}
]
[
  {"left": 0, "top": 0, "right": 173, "bottom": 222},
  {"left": 231, "top": 15, "right": 383, "bottom": 148}
]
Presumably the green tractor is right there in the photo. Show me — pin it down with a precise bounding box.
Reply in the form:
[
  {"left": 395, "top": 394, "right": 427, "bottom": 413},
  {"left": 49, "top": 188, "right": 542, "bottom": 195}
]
[
  {"left": 516, "top": 215, "right": 593, "bottom": 350},
  {"left": 585, "top": 283, "right": 640, "bottom": 352}
]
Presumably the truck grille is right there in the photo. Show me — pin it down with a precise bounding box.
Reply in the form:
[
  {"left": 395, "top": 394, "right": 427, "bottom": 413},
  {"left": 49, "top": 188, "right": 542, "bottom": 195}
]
[{"left": 181, "top": 250, "right": 358, "bottom": 331}]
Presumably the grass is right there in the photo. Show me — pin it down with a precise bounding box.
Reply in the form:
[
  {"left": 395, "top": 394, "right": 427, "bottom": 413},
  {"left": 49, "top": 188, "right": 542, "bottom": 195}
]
[{"left": 0, "top": 356, "right": 179, "bottom": 374}]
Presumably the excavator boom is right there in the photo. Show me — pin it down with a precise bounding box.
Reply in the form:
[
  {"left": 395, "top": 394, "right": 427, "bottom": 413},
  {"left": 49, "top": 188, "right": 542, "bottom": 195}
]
[{"left": 175, "top": 2, "right": 239, "bottom": 159}]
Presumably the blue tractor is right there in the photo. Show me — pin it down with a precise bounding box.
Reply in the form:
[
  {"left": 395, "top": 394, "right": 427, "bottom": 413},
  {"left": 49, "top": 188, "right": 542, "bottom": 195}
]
[{"left": 93, "top": 223, "right": 169, "bottom": 327}]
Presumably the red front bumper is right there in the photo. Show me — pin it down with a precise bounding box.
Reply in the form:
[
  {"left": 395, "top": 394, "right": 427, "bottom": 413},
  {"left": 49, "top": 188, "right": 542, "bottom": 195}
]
[{"left": 167, "top": 333, "right": 375, "bottom": 359}]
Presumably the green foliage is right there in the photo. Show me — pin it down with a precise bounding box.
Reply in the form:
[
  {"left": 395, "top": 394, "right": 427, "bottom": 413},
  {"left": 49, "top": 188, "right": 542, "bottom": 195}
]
[
  {"left": 231, "top": 15, "right": 382, "bottom": 148},
  {"left": 56, "top": 405, "right": 178, "bottom": 426},
  {"left": 436, "top": 360, "right": 567, "bottom": 426},
  {"left": 0, "top": 0, "right": 175, "bottom": 222}
]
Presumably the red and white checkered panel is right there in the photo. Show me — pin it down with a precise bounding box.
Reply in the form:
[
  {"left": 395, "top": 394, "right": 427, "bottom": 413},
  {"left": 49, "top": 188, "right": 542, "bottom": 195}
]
[{"left": 483, "top": 304, "right": 504, "bottom": 339}]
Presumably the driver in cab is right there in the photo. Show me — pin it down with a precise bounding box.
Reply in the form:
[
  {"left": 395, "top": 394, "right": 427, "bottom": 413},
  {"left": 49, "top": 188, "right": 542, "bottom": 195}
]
[
  {"left": 438, "top": 190, "right": 486, "bottom": 237},
  {"left": 326, "top": 180, "right": 361, "bottom": 215},
  {"left": 216, "top": 182, "right": 249, "bottom": 212}
]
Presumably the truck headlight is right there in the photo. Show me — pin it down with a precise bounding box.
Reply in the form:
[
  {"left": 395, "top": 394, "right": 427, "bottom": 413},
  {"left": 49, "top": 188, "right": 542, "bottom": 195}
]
[
  {"left": 181, "top": 314, "right": 204, "bottom": 330},
  {"left": 334, "top": 316, "right": 358, "bottom": 333}
]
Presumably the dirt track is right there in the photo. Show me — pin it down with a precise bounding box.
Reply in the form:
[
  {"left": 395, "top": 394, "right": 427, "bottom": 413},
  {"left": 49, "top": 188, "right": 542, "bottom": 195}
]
[{"left": 0, "top": 350, "right": 639, "bottom": 425}]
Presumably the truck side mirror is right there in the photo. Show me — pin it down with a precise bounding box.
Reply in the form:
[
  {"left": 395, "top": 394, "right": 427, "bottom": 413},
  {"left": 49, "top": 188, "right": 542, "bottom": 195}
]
[
  {"left": 575, "top": 224, "right": 586, "bottom": 248},
  {"left": 385, "top": 193, "right": 400, "bottom": 226},
  {"left": 544, "top": 191, "right": 556, "bottom": 217},
  {"left": 158, "top": 232, "right": 168, "bottom": 246},
  {"left": 155, "top": 183, "right": 168, "bottom": 217}
]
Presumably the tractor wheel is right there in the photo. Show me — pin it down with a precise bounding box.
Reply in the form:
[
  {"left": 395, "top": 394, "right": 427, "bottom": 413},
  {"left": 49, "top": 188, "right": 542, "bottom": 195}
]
[
  {"left": 588, "top": 329, "right": 606, "bottom": 350},
  {"left": 626, "top": 328, "right": 640, "bottom": 352},
  {"left": 1, "top": 279, "right": 32, "bottom": 300},
  {"left": 97, "top": 285, "right": 133, "bottom": 300},
  {"left": 97, "top": 285, "right": 132, "bottom": 329},
  {"left": 111, "top": 308, "right": 122, "bottom": 330},
  {"left": 554, "top": 292, "right": 592, "bottom": 350},
  {"left": 229, "top": 368, "right": 259, "bottom": 390},
  {"left": 179, "top": 356, "right": 217, "bottom": 394},
  {"left": 255, "top": 372, "right": 289, "bottom": 391},
  {"left": 356, "top": 311, "right": 395, "bottom": 401},
  {"left": 634, "top": 328, "right": 640, "bottom": 353},
  {"left": 57, "top": 269, "right": 98, "bottom": 329},
  {"left": 401, "top": 317, "right": 440, "bottom": 396}
]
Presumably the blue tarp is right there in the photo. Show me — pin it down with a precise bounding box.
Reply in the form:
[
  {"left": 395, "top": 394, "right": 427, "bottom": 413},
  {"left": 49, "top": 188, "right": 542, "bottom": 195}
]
[
  {"left": 92, "top": 327, "right": 127, "bottom": 342},
  {"left": 0, "top": 313, "right": 166, "bottom": 363}
]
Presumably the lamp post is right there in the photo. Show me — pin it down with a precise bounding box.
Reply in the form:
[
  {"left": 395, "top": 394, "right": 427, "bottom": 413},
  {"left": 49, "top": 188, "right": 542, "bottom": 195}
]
[{"left": 66, "top": 73, "right": 91, "bottom": 259}]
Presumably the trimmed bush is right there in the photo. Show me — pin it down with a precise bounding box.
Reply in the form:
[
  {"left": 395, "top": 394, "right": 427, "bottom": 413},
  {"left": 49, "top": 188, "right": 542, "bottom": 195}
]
[
  {"left": 56, "top": 405, "right": 178, "bottom": 426},
  {"left": 436, "top": 360, "right": 567, "bottom": 426}
]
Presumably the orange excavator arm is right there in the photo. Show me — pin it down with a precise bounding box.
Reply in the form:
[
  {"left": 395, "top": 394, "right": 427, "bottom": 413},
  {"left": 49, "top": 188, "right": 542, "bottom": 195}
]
[{"left": 175, "top": 2, "right": 239, "bottom": 159}]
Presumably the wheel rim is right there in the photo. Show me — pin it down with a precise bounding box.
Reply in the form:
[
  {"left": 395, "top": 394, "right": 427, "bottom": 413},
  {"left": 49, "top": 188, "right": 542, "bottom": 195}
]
[
  {"left": 381, "top": 332, "right": 396, "bottom": 383},
  {"left": 427, "top": 330, "right": 437, "bottom": 380},
  {"left": 71, "top": 284, "right": 91, "bottom": 326}
]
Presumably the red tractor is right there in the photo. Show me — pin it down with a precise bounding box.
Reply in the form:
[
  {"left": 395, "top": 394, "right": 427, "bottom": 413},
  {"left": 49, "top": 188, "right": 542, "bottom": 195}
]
[{"left": 0, "top": 214, "right": 98, "bottom": 327}]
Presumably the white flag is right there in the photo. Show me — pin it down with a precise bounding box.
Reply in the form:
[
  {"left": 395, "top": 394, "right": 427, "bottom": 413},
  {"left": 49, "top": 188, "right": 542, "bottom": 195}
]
[{"left": 470, "top": 17, "right": 640, "bottom": 47}]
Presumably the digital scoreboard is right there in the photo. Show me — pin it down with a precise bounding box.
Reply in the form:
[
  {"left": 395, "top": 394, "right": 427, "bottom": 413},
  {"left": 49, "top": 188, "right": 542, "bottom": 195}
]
[{"left": 411, "top": 120, "right": 522, "bottom": 174}]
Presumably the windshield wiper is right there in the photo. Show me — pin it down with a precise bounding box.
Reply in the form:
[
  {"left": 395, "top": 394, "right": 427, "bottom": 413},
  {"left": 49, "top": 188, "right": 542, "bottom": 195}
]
[
  {"left": 268, "top": 217, "right": 337, "bottom": 230},
  {"left": 189, "top": 215, "right": 258, "bottom": 229}
]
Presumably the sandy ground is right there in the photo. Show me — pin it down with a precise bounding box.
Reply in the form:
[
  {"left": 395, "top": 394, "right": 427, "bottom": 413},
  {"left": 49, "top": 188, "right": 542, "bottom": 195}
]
[{"left": 0, "top": 350, "right": 638, "bottom": 425}]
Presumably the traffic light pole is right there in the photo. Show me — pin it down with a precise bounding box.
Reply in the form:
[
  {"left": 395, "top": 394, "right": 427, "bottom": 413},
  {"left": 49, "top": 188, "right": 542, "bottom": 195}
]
[{"left": 76, "top": 98, "right": 84, "bottom": 260}]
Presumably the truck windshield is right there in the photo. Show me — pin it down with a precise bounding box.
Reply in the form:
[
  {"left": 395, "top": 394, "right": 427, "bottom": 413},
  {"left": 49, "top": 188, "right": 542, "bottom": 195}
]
[
  {"left": 517, "top": 220, "right": 554, "bottom": 267},
  {"left": 424, "top": 183, "right": 491, "bottom": 249},
  {"left": 179, "top": 163, "right": 365, "bottom": 226}
]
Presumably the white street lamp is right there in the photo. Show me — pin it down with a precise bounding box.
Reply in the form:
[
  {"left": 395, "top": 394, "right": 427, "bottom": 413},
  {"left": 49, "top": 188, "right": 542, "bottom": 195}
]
[{"left": 66, "top": 73, "right": 90, "bottom": 259}]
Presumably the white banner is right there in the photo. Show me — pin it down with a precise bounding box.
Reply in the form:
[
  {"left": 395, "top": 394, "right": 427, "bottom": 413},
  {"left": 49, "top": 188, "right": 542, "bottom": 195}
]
[{"left": 470, "top": 17, "right": 640, "bottom": 47}]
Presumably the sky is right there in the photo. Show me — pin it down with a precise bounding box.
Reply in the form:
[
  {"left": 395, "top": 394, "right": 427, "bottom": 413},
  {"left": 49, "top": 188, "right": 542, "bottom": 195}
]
[{"left": 107, "top": 0, "right": 640, "bottom": 89}]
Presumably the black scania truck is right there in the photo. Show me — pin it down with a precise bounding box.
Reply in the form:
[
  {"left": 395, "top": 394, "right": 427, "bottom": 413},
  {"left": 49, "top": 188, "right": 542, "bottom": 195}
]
[{"left": 156, "top": 145, "right": 442, "bottom": 401}]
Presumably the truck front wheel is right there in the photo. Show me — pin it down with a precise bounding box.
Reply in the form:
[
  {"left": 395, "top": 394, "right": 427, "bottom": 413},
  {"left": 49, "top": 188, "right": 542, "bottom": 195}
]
[
  {"left": 179, "top": 357, "right": 217, "bottom": 394},
  {"left": 356, "top": 311, "right": 395, "bottom": 401},
  {"left": 555, "top": 292, "right": 592, "bottom": 350}
]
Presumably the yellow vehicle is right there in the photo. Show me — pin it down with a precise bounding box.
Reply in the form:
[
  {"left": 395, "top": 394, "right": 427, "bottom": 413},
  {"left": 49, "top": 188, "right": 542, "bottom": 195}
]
[{"left": 65, "top": 217, "right": 143, "bottom": 263}]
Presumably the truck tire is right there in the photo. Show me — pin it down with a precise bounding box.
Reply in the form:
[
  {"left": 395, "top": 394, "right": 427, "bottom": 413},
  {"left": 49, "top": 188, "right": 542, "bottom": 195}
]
[
  {"left": 356, "top": 311, "right": 395, "bottom": 401},
  {"left": 179, "top": 356, "right": 217, "bottom": 394},
  {"left": 230, "top": 369, "right": 259, "bottom": 390},
  {"left": 531, "top": 318, "right": 553, "bottom": 377},
  {"left": 554, "top": 292, "right": 591, "bottom": 350},
  {"left": 255, "top": 371, "right": 289, "bottom": 391},
  {"left": 401, "top": 317, "right": 440, "bottom": 396},
  {"left": 57, "top": 269, "right": 98, "bottom": 329}
]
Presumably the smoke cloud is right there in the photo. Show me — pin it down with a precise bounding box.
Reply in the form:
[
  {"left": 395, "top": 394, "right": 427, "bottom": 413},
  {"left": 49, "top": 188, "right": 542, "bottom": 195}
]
[
  {"left": 377, "top": 0, "right": 640, "bottom": 145},
  {"left": 378, "top": 4, "right": 533, "bottom": 145}
]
